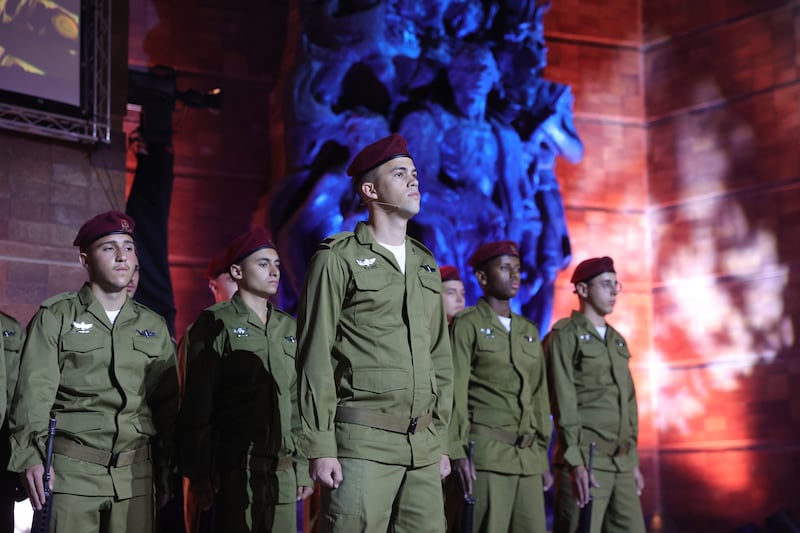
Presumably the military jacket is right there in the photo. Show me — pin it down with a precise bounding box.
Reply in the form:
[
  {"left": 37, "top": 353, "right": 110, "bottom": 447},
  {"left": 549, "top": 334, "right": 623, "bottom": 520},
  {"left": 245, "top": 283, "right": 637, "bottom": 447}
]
[
  {"left": 1, "top": 311, "right": 25, "bottom": 428},
  {"left": 1, "top": 311, "right": 25, "bottom": 474},
  {"left": 448, "top": 299, "right": 550, "bottom": 475},
  {"left": 296, "top": 222, "right": 453, "bottom": 467},
  {"left": 544, "top": 310, "right": 639, "bottom": 472},
  {"left": 8, "top": 284, "right": 178, "bottom": 499},
  {"left": 177, "top": 293, "right": 311, "bottom": 503}
]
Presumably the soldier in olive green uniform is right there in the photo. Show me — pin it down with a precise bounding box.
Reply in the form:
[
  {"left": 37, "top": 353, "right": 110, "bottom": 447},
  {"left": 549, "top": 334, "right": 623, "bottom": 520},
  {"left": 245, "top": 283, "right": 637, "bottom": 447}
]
[
  {"left": 8, "top": 211, "right": 178, "bottom": 533},
  {"left": 178, "top": 251, "right": 239, "bottom": 533},
  {"left": 0, "top": 311, "right": 25, "bottom": 533},
  {"left": 177, "top": 227, "right": 312, "bottom": 533},
  {"left": 544, "top": 256, "right": 645, "bottom": 533},
  {"left": 448, "top": 241, "right": 551, "bottom": 533},
  {"left": 296, "top": 133, "right": 453, "bottom": 533}
]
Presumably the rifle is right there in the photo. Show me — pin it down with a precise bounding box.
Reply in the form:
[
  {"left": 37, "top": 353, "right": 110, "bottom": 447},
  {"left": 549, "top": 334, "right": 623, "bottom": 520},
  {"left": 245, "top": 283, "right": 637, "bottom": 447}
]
[
  {"left": 576, "top": 441, "right": 596, "bottom": 533},
  {"left": 460, "top": 440, "right": 475, "bottom": 533},
  {"left": 31, "top": 416, "right": 57, "bottom": 533}
]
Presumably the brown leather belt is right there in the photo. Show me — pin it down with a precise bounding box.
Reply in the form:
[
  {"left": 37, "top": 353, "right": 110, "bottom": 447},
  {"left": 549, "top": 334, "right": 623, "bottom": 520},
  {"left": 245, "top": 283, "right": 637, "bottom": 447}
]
[
  {"left": 591, "top": 437, "right": 631, "bottom": 457},
  {"left": 335, "top": 406, "right": 433, "bottom": 435},
  {"left": 53, "top": 437, "right": 150, "bottom": 468},
  {"left": 244, "top": 454, "right": 294, "bottom": 472},
  {"left": 470, "top": 424, "right": 536, "bottom": 448}
]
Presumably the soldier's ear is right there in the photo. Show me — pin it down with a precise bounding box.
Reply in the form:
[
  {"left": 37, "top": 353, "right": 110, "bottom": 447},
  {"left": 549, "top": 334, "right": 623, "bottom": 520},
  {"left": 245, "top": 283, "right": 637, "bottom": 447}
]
[
  {"left": 575, "top": 282, "right": 589, "bottom": 298},
  {"left": 78, "top": 252, "right": 89, "bottom": 270},
  {"left": 475, "top": 269, "right": 488, "bottom": 288},
  {"left": 360, "top": 180, "right": 378, "bottom": 200},
  {"left": 230, "top": 263, "right": 243, "bottom": 281}
]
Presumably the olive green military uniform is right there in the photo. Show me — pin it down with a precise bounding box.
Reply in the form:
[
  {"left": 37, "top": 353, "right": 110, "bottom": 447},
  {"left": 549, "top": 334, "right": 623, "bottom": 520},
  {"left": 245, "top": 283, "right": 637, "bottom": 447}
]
[
  {"left": 448, "top": 298, "right": 550, "bottom": 533},
  {"left": 177, "top": 292, "right": 311, "bottom": 533},
  {"left": 7, "top": 284, "right": 178, "bottom": 533},
  {"left": 544, "top": 310, "right": 645, "bottom": 533},
  {"left": 0, "top": 311, "right": 25, "bottom": 533},
  {"left": 296, "top": 222, "right": 453, "bottom": 533}
]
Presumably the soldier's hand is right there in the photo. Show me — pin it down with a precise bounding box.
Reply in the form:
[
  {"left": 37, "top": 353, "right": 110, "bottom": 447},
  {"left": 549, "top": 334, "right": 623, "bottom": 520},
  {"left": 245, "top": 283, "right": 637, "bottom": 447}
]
[
  {"left": 451, "top": 457, "right": 475, "bottom": 497},
  {"left": 633, "top": 466, "right": 645, "bottom": 496},
  {"left": 439, "top": 454, "right": 451, "bottom": 479},
  {"left": 21, "top": 463, "right": 53, "bottom": 510},
  {"left": 190, "top": 477, "right": 217, "bottom": 511},
  {"left": 297, "top": 485, "right": 314, "bottom": 501},
  {"left": 542, "top": 469, "right": 554, "bottom": 491},
  {"left": 310, "top": 457, "right": 343, "bottom": 489},
  {"left": 570, "top": 465, "right": 598, "bottom": 508}
]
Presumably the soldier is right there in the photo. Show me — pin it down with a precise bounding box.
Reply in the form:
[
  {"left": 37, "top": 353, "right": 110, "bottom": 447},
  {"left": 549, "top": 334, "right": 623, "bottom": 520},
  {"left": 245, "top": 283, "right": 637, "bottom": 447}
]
[
  {"left": 178, "top": 251, "right": 239, "bottom": 533},
  {"left": 440, "top": 265, "right": 466, "bottom": 323},
  {"left": 0, "top": 311, "right": 24, "bottom": 533},
  {"left": 205, "top": 253, "right": 238, "bottom": 305},
  {"left": 177, "top": 227, "right": 312, "bottom": 533},
  {"left": 544, "top": 256, "right": 646, "bottom": 533},
  {"left": 8, "top": 210, "right": 178, "bottom": 533},
  {"left": 295, "top": 133, "right": 453, "bottom": 532},
  {"left": 448, "top": 241, "right": 552, "bottom": 533},
  {"left": 126, "top": 265, "right": 140, "bottom": 297}
]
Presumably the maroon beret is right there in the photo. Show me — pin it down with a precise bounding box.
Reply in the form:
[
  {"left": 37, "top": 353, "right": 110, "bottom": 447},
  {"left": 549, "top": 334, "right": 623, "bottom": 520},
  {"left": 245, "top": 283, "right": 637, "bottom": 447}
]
[
  {"left": 570, "top": 256, "right": 615, "bottom": 283},
  {"left": 440, "top": 265, "right": 461, "bottom": 282},
  {"left": 73, "top": 211, "right": 135, "bottom": 249},
  {"left": 226, "top": 227, "right": 275, "bottom": 267},
  {"left": 346, "top": 133, "right": 412, "bottom": 178},
  {"left": 205, "top": 252, "right": 230, "bottom": 280},
  {"left": 468, "top": 240, "right": 519, "bottom": 268}
]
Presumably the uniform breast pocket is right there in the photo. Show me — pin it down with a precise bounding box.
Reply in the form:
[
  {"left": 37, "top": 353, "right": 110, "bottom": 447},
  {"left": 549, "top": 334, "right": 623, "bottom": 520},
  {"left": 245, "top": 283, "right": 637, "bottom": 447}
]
[
  {"left": 418, "top": 271, "right": 442, "bottom": 323},
  {"left": 116, "top": 336, "right": 161, "bottom": 393},
  {"left": 1, "top": 331, "right": 22, "bottom": 353},
  {"left": 225, "top": 336, "right": 268, "bottom": 378},
  {"left": 521, "top": 337, "right": 544, "bottom": 360},
  {"left": 60, "top": 334, "right": 107, "bottom": 388},
  {"left": 576, "top": 343, "right": 612, "bottom": 385},
  {"left": 352, "top": 270, "right": 397, "bottom": 326}
]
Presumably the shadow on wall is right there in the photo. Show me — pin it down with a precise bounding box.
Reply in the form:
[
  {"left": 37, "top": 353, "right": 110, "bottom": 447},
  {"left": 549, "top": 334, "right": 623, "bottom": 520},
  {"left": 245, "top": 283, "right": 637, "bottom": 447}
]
[{"left": 646, "top": 6, "right": 798, "bottom": 531}]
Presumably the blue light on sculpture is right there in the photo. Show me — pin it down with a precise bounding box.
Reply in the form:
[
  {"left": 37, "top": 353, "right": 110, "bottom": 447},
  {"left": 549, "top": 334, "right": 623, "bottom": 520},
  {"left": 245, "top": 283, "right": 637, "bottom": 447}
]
[{"left": 269, "top": 0, "right": 582, "bottom": 334}]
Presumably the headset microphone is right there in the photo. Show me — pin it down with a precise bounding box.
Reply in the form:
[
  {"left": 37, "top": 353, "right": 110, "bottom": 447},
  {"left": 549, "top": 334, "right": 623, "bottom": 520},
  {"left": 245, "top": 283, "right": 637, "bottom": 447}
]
[{"left": 371, "top": 200, "right": 401, "bottom": 210}]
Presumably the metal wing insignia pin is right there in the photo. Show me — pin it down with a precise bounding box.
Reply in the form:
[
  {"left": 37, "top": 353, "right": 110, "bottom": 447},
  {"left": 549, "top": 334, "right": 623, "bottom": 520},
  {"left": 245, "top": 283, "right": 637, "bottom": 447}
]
[
  {"left": 421, "top": 264, "right": 436, "bottom": 272},
  {"left": 72, "top": 321, "right": 93, "bottom": 334},
  {"left": 356, "top": 257, "right": 377, "bottom": 269},
  {"left": 2, "top": 330, "right": 15, "bottom": 337},
  {"left": 284, "top": 335, "right": 296, "bottom": 343},
  {"left": 579, "top": 334, "right": 592, "bottom": 341},
  {"left": 480, "top": 328, "right": 495, "bottom": 339},
  {"left": 524, "top": 335, "right": 535, "bottom": 343},
  {"left": 232, "top": 327, "right": 249, "bottom": 338},
  {"left": 136, "top": 329, "right": 156, "bottom": 338}
]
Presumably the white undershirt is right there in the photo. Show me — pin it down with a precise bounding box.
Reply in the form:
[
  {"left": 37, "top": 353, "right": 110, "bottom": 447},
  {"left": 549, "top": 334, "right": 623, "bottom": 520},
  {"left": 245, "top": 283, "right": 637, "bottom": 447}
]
[
  {"left": 378, "top": 241, "right": 406, "bottom": 274},
  {"left": 498, "top": 315, "right": 511, "bottom": 332},
  {"left": 106, "top": 309, "right": 120, "bottom": 324},
  {"left": 595, "top": 325, "right": 607, "bottom": 338}
]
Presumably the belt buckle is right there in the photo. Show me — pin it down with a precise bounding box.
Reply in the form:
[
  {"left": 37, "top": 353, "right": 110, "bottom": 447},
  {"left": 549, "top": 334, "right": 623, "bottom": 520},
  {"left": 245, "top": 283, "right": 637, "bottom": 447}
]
[
  {"left": 108, "top": 452, "right": 120, "bottom": 468},
  {"left": 514, "top": 435, "right": 526, "bottom": 448},
  {"left": 407, "top": 417, "right": 419, "bottom": 435}
]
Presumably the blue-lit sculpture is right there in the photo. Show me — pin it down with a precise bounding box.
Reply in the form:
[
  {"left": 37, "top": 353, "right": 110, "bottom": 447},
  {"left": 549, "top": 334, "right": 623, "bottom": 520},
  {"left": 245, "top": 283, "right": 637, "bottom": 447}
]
[{"left": 269, "top": 0, "right": 582, "bottom": 333}]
